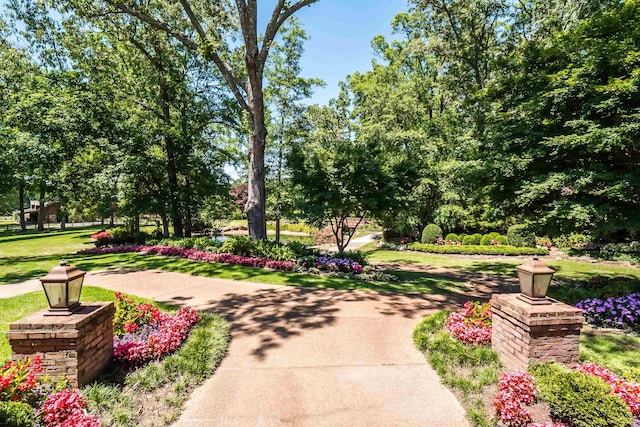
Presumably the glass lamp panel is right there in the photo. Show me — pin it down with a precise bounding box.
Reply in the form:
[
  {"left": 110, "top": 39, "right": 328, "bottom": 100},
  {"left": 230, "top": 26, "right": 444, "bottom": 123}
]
[
  {"left": 67, "top": 277, "right": 83, "bottom": 305},
  {"left": 517, "top": 271, "right": 533, "bottom": 296},
  {"left": 45, "top": 282, "right": 67, "bottom": 308},
  {"left": 533, "top": 273, "right": 552, "bottom": 297}
]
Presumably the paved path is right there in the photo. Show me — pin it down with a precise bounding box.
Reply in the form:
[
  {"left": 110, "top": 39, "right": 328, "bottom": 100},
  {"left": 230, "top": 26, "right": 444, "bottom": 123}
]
[
  {"left": 4, "top": 269, "right": 469, "bottom": 426},
  {"left": 325, "top": 232, "right": 382, "bottom": 253}
]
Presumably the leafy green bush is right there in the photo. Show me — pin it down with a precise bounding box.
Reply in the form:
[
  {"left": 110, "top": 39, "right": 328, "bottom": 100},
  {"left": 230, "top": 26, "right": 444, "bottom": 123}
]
[
  {"left": 553, "top": 233, "right": 592, "bottom": 249},
  {"left": 335, "top": 250, "right": 368, "bottom": 266},
  {"left": 480, "top": 232, "right": 500, "bottom": 246},
  {"left": 421, "top": 224, "right": 443, "bottom": 244},
  {"left": 458, "top": 233, "right": 466, "bottom": 242},
  {"left": 496, "top": 235, "right": 508, "bottom": 245},
  {"left": 111, "top": 227, "right": 132, "bottom": 245},
  {"left": 507, "top": 224, "right": 536, "bottom": 247},
  {"left": 0, "top": 401, "right": 35, "bottom": 427},
  {"left": 285, "top": 241, "right": 313, "bottom": 258},
  {"left": 193, "top": 237, "right": 220, "bottom": 251},
  {"left": 462, "top": 233, "right": 482, "bottom": 245},
  {"left": 254, "top": 240, "right": 298, "bottom": 261},
  {"left": 530, "top": 363, "right": 633, "bottom": 427},
  {"left": 219, "top": 236, "right": 256, "bottom": 257},
  {"left": 407, "top": 243, "right": 548, "bottom": 256},
  {"left": 445, "top": 233, "right": 459, "bottom": 242}
]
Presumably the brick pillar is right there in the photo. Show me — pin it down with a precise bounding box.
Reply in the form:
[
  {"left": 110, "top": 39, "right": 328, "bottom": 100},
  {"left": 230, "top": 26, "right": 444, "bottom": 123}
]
[
  {"left": 491, "top": 294, "right": 583, "bottom": 371},
  {"left": 7, "top": 302, "right": 115, "bottom": 387}
]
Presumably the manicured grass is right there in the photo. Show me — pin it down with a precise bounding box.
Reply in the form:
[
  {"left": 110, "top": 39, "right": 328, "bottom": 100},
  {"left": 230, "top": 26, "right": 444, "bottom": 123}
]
[
  {"left": 66, "top": 252, "right": 468, "bottom": 295},
  {"left": 580, "top": 328, "right": 640, "bottom": 381},
  {"left": 0, "top": 226, "right": 103, "bottom": 283}
]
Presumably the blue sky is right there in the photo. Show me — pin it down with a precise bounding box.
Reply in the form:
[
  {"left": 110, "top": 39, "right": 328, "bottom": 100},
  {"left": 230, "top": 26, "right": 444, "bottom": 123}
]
[{"left": 287, "top": 1, "right": 405, "bottom": 105}]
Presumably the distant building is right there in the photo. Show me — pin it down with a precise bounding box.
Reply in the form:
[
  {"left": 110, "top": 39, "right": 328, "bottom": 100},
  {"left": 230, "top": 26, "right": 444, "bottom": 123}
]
[{"left": 13, "top": 200, "right": 60, "bottom": 224}]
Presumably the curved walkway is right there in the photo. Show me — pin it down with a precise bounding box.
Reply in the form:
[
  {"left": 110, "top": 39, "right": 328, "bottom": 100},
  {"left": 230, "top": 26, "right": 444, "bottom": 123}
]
[{"left": 5, "top": 269, "right": 469, "bottom": 426}]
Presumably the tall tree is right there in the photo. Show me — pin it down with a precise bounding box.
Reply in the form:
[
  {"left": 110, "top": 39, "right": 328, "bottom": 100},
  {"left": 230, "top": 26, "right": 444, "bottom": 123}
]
[{"left": 60, "top": 0, "right": 319, "bottom": 240}]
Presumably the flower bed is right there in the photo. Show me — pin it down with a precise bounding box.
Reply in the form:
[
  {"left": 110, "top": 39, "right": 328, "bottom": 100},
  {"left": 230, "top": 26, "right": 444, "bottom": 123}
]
[
  {"left": 575, "top": 293, "right": 639, "bottom": 330},
  {"left": 298, "top": 256, "right": 364, "bottom": 274},
  {"left": 77, "top": 245, "right": 296, "bottom": 272},
  {"left": 445, "top": 301, "right": 492, "bottom": 345},
  {"left": 41, "top": 388, "right": 101, "bottom": 427},
  {"left": 492, "top": 371, "right": 540, "bottom": 426},
  {"left": 577, "top": 362, "right": 640, "bottom": 418},
  {"left": 113, "top": 293, "right": 200, "bottom": 365}
]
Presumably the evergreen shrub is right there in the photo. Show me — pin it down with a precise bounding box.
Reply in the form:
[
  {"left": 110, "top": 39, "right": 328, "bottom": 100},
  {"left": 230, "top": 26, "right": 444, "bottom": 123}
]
[
  {"left": 530, "top": 363, "right": 633, "bottom": 427},
  {"left": 507, "top": 224, "right": 536, "bottom": 247},
  {"left": 445, "top": 233, "right": 459, "bottom": 242},
  {"left": 421, "top": 224, "right": 443, "bottom": 244},
  {"left": 462, "top": 233, "right": 482, "bottom": 245},
  {"left": 407, "top": 243, "right": 547, "bottom": 256},
  {"left": 0, "top": 401, "right": 35, "bottom": 427}
]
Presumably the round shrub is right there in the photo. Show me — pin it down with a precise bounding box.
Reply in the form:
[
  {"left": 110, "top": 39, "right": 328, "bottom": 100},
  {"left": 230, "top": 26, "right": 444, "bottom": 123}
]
[
  {"left": 480, "top": 233, "right": 499, "bottom": 246},
  {"left": 462, "top": 233, "right": 482, "bottom": 245},
  {"left": 0, "top": 401, "right": 35, "bottom": 427},
  {"left": 495, "top": 235, "right": 508, "bottom": 245},
  {"left": 445, "top": 233, "right": 459, "bottom": 242},
  {"left": 421, "top": 224, "right": 443, "bottom": 244},
  {"left": 507, "top": 224, "right": 536, "bottom": 248},
  {"left": 458, "top": 233, "right": 466, "bottom": 242},
  {"left": 220, "top": 236, "right": 256, "bottom": 256},
  {"left": 531, "top": 363, "right": 633, "bottom": 427}
]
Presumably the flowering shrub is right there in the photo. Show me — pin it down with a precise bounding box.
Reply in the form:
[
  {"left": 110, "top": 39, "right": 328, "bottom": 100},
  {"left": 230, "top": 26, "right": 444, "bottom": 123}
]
[
  {"left": 113, "top": 296, "right": 200, "bottom": 365},
  {"left": 0, "top": 357, "right": 43, "bottom": 402},
  {"left": 576, "top": 363, "right": 640, "bottom": 417},
  {"left": 445, "top": 301, "right": 492, "bottom": 345},
  {"left": 90, "top": 231, "right": 113, "bottom": 247},
  {"left": 39, "top": 388, "right": 101, "bottom": 427},
  {"left": 78, "top": 245, "right": 296, "bottom": 271},
  {"left": 492, "top": 371, "right": 537, "bottom": 426},
  {"left": 575, "top": 293, "right": 640, "bottom": 329},
  {"left": 113, "top": 292, "right": 162, "bottom": 336}
]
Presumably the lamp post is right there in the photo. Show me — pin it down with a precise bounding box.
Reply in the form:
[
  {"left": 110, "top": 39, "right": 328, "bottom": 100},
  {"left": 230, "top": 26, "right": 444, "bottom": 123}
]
[
  {"left": 516, "top": 258, "right": 554, "bottom": 305},
  {"left": 40, "top": 260, "right": 85, "bottom": 316}
]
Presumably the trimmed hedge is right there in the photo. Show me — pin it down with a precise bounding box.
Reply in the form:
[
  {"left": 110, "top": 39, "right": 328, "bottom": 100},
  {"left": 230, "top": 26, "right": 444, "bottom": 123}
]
[
  {"left": 445, "top": 233, "right": 459, "bottom": 242},
  {"left": 462, "top": 233, "right": 482, "bottom": 245},
  {"left": 421, "top": 224, "right": 443, "bottom": 244},
  {"left": 407, "top": 243, "right": 548, "bottom": 256},
  {"left": 530, "top": 363, "right": 633, "bottom": 427}
]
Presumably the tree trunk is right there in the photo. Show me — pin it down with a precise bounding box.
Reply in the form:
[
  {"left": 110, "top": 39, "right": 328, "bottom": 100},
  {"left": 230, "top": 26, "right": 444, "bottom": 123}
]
[
  {"left": 184, "top": 178, "right": 192, "bottom": 238},
  {"left": 18, "top": 181, "right": 26, "bottom": 232},
  {"left": 38, "top": 183, "right": 45, "bottom": 231},
  {"left": 160, "top": 210, "right": 170, "bottom": 237}
]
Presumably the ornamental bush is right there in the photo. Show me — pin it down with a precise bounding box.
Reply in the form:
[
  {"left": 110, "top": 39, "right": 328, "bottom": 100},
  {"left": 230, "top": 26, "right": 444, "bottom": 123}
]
[
  {"left": 421, "top": 224, "right": 442, "bottom": 244},
  {"left": 462, "top": 233, "right": 482, "bottom": 245},
  {"left": 407, "top": 243, "right": 548, "bottom": 256},
  {"left": 531, "top": 363, "right": 633, "bottom": 427},
  {"left": 575, "top": 293, "right": 640, "bottom": 330},
  {"left": 507, "top": 224, "right": 536, "bottom": 248},
  {"left": 0, "top": 401, "right": 34, "bottom": 427},
  {"left": 480, "top": 232, "right": 500, "bottom": 246},
  {"left": 445, "top": 233, "right": 459, "bottom": 242},
  {"left": 0, "top": 357, "right": 43, "bottom": 402}
]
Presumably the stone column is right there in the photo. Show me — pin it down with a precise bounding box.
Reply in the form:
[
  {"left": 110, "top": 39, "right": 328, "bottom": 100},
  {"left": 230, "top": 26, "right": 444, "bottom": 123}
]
[
  {"left": 6, "top": 302, "right": 115, "bottom": 387},
  {"left": 491, "top": 294, "right": 583, "bottom": 371}
]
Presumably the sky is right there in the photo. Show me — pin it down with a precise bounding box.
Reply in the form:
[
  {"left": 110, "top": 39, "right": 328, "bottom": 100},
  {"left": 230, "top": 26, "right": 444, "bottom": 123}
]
[{"left": 286, "top": 0, "right": 406, "bottom": 105}]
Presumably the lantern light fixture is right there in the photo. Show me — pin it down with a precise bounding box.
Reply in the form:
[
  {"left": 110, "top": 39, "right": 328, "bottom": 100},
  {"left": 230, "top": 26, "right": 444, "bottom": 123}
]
[{"left": 39, "top": 260, "right": 85, "bottom": 316}]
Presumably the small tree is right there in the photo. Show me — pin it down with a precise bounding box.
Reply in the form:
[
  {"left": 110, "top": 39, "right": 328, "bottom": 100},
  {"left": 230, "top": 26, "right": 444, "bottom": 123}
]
[{"left": 289, "top": 102, "right": 382, "bottom": 252}]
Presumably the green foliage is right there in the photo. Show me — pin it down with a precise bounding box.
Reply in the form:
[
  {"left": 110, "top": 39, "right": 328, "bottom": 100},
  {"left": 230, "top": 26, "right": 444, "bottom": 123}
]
[
  {"left": 219, "top": 236, "right": 255, "bottom": 257},
  {"left": 421, "top": 224, "right": 443, "bottom": 244},
  {"left": 495, "top": 235, "right": 508, "bottom": 245},
  {"left": 0, "top": 401, "right": 35, "bottom": 427},
  {"left": 507, "top": 225, "right": 536, "bottom": 248},
  {"left": 445, "top": 233, "right": 459, "bottom": 242},
  {"left": 462, "top": 233, "right": 482, "bottom": 245},
  {"left": 530, "top": 363, "right": 633, "bottom": 427},
  {"left": 334, "top": 250, "right": 369, "bottom": 266},
  {"left": 408, "top": 242, "right": 547, "bottom": 256},
  {"left": 553, "top": 233, "right": 592, "bottom": 249},
  {"left": 479, "top": 232, "right": 499, "bottom": 246}
]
